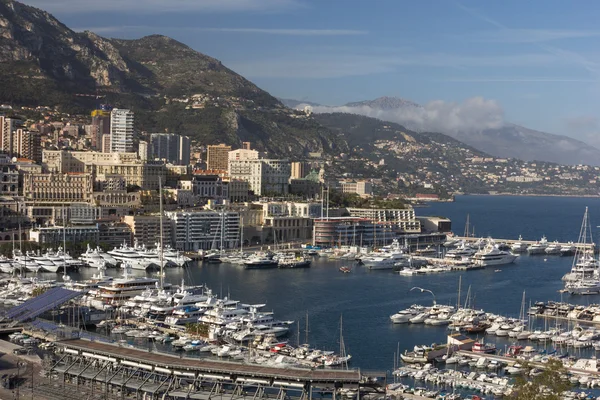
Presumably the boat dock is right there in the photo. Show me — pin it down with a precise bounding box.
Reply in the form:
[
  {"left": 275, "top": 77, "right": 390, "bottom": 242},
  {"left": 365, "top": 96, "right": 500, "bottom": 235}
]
[
  {"left": 48, "top": 338, "right": 381, "bottom": 400},
  {"left": 453, "top": 236, "right": 594, "bottom": 250}
]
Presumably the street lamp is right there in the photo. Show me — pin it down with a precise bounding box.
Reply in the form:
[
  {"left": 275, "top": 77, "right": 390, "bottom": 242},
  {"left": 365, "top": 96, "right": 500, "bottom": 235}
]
[{"left": 410, "top": 286, "right": 436, "bottom": 305}]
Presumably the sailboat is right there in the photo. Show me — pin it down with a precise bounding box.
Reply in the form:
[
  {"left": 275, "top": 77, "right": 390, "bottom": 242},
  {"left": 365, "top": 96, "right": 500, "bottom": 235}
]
[
  {"left": 564, "top": 207, "right": 600, "bottom": 294},
  {"left": 323, "top": 315, "right": 352, "bottom": 367}
]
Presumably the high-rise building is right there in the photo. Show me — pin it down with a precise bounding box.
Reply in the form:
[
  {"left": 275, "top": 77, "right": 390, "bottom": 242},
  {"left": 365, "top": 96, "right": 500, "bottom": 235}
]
[
  {"left": 109, "top": 109, "right": 134, "bottom": 153},
  {"left": 291, "top": 161, "right": 310, "bottom": 179},
  {"left": 138, "top": 140, "right": 150, "bottom": 161},
  {"left": 150, "top": 133, "right": 190, "bottom": 165},
  {"left": 0, "top": 116, "right": 15, "bottom": 155},
  {"left": 101, "top": 134, "right": 111, "bottom": 153},
  {"left": 14, "top": 129, "right": 41, "bottom": 162},
  {"left": 228, "top": 158, "right": 291, "bottom": 195},
  {"left": 91, "top": 107, "right": 111, "bottom": 150},
  {"left": 206, "top": 144, "right": 231, "bottom": 170}
]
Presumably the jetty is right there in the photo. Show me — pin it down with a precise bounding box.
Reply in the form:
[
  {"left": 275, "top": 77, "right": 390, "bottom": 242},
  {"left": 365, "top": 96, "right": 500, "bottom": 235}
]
[
  {"left": 453, "top": 236, "right": 595, "bottom": 251},
  {"left": 47, "top": 338, "right": 383, "bottom": 400}
]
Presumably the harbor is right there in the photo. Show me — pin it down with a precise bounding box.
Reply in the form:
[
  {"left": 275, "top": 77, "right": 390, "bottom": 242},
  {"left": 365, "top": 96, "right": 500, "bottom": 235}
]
[{"left": 2, "top": 196, "right": 600, "bottom": 399}]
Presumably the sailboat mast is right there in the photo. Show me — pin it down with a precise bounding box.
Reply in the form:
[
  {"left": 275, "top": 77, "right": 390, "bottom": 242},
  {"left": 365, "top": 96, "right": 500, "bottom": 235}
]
[
  {"left": 158, "top": 179, "right": 164, "bottom": 289},
  {"left": 457, "top": 276, "right": 462, "bottom": 310},
  {"left": 240, "top": 217, "right": 244, "bottom": 256},
  {"left": 305, "top": 311, "right": 309, "bottom": 345}
]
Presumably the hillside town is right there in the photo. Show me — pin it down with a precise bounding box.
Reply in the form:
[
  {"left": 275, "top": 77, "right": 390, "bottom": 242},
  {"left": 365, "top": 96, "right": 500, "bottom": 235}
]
[
  {"left": 0, "top": 103, "right": 458, "bottom": 253},
  {"left": 0, "top": 102, "right": 599, "bottom": 255}
]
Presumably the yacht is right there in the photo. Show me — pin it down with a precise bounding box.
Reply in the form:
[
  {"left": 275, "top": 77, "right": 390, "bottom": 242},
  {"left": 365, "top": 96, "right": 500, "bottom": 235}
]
[
  {"left": 472, "top": 244, "right": 517, "bottom": 267},
  {"left": 566, "top": 280, "right": 600, "bottom": 295},
  {"left": 276, "top": 253, "right": 311, "bottom": 269},
  {"left": 510, "top": 235, "right": 528, "bottom": 253},
  {"left": 79, "top": 245, "right": 118, "bottom": 267},
  {"left": 564, "top": 208, "right": 599, "bottom": 295},
  {"left": 527, "top": 236, "right": 548, "bottom": 254},
  {"left": 244, "top": 254, "right": 278, "bottom": 269},
  {"left": 560, "top": 242, "right": 577, "bottom": 257},
  {"left": 95, "top": 264, "right": 168, "bottom": 304},
  {"left": 444, "top": 242, "right": 476, "bottom": 260},
  {"left": 544, "top": 241, "right": 562, "bottom": 255},
  {"left": 363, "top": 252, "right": 409, "bottom": 270}
]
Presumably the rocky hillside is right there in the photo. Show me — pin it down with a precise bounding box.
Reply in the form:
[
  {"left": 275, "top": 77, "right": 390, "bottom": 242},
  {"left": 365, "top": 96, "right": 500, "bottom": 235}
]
[
  {"left": 287, "top": 95, "right": 600, "bottom": 166},
  {"left": 0, "top": 0, "right": 345, "bottom": 157}
]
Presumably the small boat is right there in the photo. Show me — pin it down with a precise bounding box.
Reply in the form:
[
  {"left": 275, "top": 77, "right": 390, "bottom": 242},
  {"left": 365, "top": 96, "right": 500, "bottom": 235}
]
[
  {"left": 472, "top": 339, "right": 496, "bottom": 354},
  {"left": 339, "top": 267, "right": 351, "bottom": 273},
  {"left": 494, "top": 269, "right": 502, "bottom": 272}
]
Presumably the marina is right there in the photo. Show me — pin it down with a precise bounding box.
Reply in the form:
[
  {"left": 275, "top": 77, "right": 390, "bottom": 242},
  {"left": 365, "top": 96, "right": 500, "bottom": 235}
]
[{"left": 4, "top": 196, "right": 600, "bottom": 399}]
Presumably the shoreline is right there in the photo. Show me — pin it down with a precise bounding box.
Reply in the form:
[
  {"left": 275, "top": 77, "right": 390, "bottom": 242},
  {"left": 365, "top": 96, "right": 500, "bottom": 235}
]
[{"left": 455, "top": 193, "right": 600, "bottom": 199}]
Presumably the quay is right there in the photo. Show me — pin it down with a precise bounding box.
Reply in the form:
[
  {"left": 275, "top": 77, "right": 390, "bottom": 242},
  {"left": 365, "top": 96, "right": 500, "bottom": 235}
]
[
  {"left": 456, "top": 350, "right": 600, "bottom": 377},
  {"left": 48, "top": 338, "right": 383, "bottom": 400},
  {"left": 453, "top": 236, "right": 594, "bottom": 250}
]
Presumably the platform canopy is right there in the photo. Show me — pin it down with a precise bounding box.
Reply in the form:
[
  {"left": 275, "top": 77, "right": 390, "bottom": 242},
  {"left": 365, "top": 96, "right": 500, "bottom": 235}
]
[{"left": 5, "top": 287, "right": 84, "bottom": 323}]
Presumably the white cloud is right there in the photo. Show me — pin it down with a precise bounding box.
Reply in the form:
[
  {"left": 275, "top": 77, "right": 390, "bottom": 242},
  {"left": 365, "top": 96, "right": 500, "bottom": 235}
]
[
  {"left": 73, "top": 25, "right": 366, "bottom": 37},
  {"left": 195, "top": 28, "right": 367, "bottom": 36},
  {"left": 233, "top": 51, "right": 561, "bottom": 79},
  {"left": 21, "top": 0, "right": 301, "bottom": 13},
  {"left": 471, "top": 29, "right": 600, "bottom": 43},
  {"left": 304, "top": 97, "right": 505, "bottom": 133}
]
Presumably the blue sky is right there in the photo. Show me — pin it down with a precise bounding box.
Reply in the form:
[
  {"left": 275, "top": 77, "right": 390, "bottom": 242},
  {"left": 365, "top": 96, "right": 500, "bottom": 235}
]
[{"left": 20, "top": 0, "right": 600, "bottom": 144}]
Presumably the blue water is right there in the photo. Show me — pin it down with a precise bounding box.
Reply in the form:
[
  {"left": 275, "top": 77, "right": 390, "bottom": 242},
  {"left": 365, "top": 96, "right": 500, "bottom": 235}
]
[{"left": 68, "top": 195, "right": 600, "bottom": 373}]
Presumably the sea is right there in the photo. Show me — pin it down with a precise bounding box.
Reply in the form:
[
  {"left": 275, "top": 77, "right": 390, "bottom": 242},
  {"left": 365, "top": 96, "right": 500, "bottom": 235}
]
[{"left": 68, "top": 195, "right": 600, "bottom": 374}]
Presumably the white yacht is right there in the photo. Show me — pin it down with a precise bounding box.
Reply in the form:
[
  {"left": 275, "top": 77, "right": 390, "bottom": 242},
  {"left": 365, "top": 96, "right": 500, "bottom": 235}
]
[
  {"left": 95, "top": 264, "right": 167, "bottom": 304},
  {"left": 560, "top": 242, "right": 577, "bottom": 256},
  {"left": 510, "top": 235, "right": 528, "bottom": 253},
  {"left": 527, "top": 236, "right": 548, "bottom": 254},
  {"left": 564, "top": 208, "right": 599, "bottom": 295},
  {"left": 79, "top": 245, "right": 118, "bottom": 267},
  {"left": 544, "top": 241, "right": 562, "bottom": 255},
  {"left": 363, "top": 252, "right": 409, "bottom": 270},
  {"left": 444, "top": 242, "right": 476, "bottom": 260},
  {"left": 472, "top": 244, "right": 517, "bottom": 267}
]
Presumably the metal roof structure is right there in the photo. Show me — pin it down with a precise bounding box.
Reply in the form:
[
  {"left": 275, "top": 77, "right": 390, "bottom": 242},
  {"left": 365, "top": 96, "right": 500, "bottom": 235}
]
[{"left": 5, "top": 287, "right": 83, "bottom": 323}]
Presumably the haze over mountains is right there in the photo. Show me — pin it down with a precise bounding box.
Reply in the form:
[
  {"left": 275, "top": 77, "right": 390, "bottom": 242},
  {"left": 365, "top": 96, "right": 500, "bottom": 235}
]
[{"left": 280, "top": 97, "right": 600, "bottom": 166}]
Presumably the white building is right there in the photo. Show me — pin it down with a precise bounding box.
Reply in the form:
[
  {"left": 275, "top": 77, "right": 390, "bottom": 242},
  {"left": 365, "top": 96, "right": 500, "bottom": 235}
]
[
  {"left": 166, "top": 210, "right": 240, "bottom": 251},
  {"left": 110, "top": 109, "right": 134, "bottom": 153},
  {"left": 229, "top": 159, "right": 291, "bottom": 195}
]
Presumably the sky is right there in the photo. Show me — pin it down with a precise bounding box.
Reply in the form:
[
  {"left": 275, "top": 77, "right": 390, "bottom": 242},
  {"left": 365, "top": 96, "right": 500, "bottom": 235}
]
[{"left": 18, "top": 0, "right": 600, "bottom": 145}]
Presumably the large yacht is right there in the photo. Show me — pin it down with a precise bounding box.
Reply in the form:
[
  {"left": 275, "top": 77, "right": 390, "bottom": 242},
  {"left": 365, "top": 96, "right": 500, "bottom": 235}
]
[
  {"left": 472, "top": 244, "right": 517, "bottom": 267},
  {"left": 95, "top": 264, "right": 169, "bottom": 304},
  {"left": 527, "top": 236, "right": 548, "bottom": 254},
  {"left": 244, "top": 254, "right": 278, "bottom": 269},
  {"left": 444, "top": 241, "right": 476, "bottom": 260},
  {"left": 362, "top": 252, "right": 409, "bottom": 270},
  {"left": 79, "top": 245, "right": 118, "bottom": 267},
  {"left": 510, "top": 235, "right": 528, "bottom": 253}
]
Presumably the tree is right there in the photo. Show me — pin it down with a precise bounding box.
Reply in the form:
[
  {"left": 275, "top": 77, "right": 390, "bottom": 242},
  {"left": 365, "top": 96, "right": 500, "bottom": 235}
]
[{"left": 509, "top": 359, "right": 571, "bottom": 400}]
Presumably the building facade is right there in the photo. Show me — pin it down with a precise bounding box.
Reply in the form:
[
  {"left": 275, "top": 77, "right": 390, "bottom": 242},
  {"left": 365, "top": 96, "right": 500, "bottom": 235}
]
[
  {"left": 0, "top": 164, "right": 19, "bottom": 195},
  {"left": 345, "top": 207, "right": 421, "bottom": 233},
  {"left": 109, "top": 109, "right": 134, "bottom": 153},
  {"left": 166, "top": 210, "right": 240, "bottom": 251},
  {"left": 29, "top": 225, "right": 100, "bottom": 245},
  {"left": 150, "top": 133, "right": 190, "bottom": 165},
  {"left": 206, "top": 144, "right": 231, "bottom": 171},
  {"left": 123, "top": 215, "right": 171, "bottom": 248},
  {"left": 339, "top": 180, "right": 373, "bottom": 196},
  {"left": 23, "top": 173, "right": 94, "bottom": 203},
  {"left": 228, "top": 159, "right": 291, "bottom": 196}
]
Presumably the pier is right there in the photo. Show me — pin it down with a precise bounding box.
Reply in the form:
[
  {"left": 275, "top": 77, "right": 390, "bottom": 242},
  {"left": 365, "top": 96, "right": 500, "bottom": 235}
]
[
  {"left": 48, "top": 339, "right": 383, "bottom": 400},
  {"left": 453, "top": 236, "right": 595, "bottom": 251}
]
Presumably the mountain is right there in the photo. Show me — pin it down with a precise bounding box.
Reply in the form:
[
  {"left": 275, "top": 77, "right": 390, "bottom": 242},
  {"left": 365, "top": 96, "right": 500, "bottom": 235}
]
[
  {"left": 0, "top": 0, "right": 345, "bottom": 157},
  {"left": 277, "top": 98, "right": 323, "bottom": 108},
  {"left": 315, "top": 112, "right": 492, "bottom": 194},
  {"left": 290, "top": 95, "right": 600, "bottom": 166},
  {"left": 344, "top": 96, "right": 421, "bottom": 111}
]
